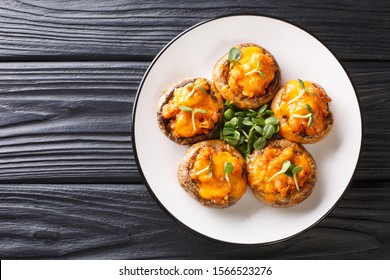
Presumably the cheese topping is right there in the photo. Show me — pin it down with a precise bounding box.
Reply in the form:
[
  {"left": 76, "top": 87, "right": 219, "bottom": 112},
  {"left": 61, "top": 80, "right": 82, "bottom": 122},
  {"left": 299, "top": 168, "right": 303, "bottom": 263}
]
[
  {"left": 190, "top": 146, "right": 247, "bottom": 204},
  {"left": 248, "top": 146, "right": 314, "bottom": 203},
  {"left": 161, "top": 79, "right": 222, "bottom": 138},
  {"left": 275, "top": 80, "right": 331, "bottom": 141},
  {"left": 228, "top": 46, "right": 276, "bottom": 98}
]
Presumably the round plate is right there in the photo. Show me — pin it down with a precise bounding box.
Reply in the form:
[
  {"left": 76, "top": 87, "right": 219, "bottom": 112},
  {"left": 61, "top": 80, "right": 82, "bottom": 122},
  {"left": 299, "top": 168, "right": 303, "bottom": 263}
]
[{"left": 132, "top": 15, "right": 362, "bottom": 244}]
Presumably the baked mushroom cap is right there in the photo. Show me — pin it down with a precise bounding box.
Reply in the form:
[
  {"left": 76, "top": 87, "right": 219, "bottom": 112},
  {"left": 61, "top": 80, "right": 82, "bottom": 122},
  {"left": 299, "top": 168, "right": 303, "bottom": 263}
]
[
  {"left": 247, "top": 138, "right": 317, "bottom": 208},
  {"left": 212, "top": 43, "right": 281, "bottom": 109},
  {"left": 157, "top": 77, "right": 224, "bottom": 145},
  {"left": 271, "top": 79, "right": 333, "bottom": 144},
  {"left": 177, "top": 140, "right": 247, "bottom": 208}
]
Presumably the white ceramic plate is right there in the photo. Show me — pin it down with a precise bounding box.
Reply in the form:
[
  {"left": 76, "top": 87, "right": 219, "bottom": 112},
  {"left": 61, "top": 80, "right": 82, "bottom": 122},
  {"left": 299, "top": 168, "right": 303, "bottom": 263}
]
[{"left": 132, "top": 15, "right": 362, "bottom": 244}]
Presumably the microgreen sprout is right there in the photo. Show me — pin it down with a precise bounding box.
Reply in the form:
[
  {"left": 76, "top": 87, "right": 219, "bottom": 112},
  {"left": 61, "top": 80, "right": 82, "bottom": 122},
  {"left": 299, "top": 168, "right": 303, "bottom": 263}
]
[
  {"left": 292, "top": 104, "right": 314, "bottom": 127},
  {"left": 244, "top": 59, "right": 266, "bottom": 78},
  {"left": 297, "top": 78, "right": 316, "bottom": 96},
  {"left": 297, "top": 78, "right": 305, "bottom": 89},
  {"left": 291, "top": 166, "right": 303, "bottom": 190},
  {"left": 268, "top": 160, "right": 291, "bottom": 182},
  {"left": 288, "top": 79, "right": 316, "bottom": 104},
  {"left": 228, "top": 47, "right": 242, "bottom": 69},
  {"left": 219, "top": 103, "right": 279, "bottom": 161},
  {"left": 268, "top": 160, "right": 303, "bottom": 190},
  {"left": 195, "top": 156, "right": 213, "bottom": 177},
  {"left": 184, "top": 83, "right": 207, "bottom": 98},
  {"left": 224, "top": 161, "right": 234, "bottom": 186},
  {"left": 179, "top": 106, "right": 208, "bottom": 131}
]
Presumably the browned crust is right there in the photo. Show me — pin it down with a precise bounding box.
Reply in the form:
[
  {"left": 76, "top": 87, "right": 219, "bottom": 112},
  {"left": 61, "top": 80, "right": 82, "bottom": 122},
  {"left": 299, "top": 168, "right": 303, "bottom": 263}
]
[
  {"left": 248, "top": 139, "right": 317, "bottom": 208},
  {"left": 270, "top": 82, "right": 333, "bottom": 144},
  {"left": 212, "top": 43, "right": 281, "bottom": 109},
  {"left": 157, "top": 78, "right": 224, "bottom": 145},
  {"left": 177, "top": 140, "right": 247, "bottom": 208}
]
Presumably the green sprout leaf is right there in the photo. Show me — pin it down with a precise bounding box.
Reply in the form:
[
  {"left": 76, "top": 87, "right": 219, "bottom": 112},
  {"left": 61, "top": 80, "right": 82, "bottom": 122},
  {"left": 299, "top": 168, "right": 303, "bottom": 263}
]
[
  {"left": 298, "top": 78, "right": 316, "bottom": 96},
  {"left": 242, "top": 118, "right": 254, "bottom": 126},
  {"left": 305, "top": 104, "right": 313, "bottom": 113},
  {"left": 268, "top": 160, "right": 292, "bottom": 182},
  {"left": 178, "top": 105, "right": 192, "bottom": 112},
  {"left": 245, "top": 59, "right": 266, "bottom": 78},
  {"left": 222, "top": 127, "right": 235, "bottom": 136},
  {"left": 292, "top": 166, "right": 302, "bottom": 190},
  {"left": 228, "top": 47, "right": 242, "bottom": 69},
  {"left": 253, "top": 137, "right": 266, "bottom": 150},
  {"left": 196, "top": 156, "right": 213, "bottom": 177},
  {"left": 224, "top": 108, "right": 235, "bottom": 121},
  {"left": 195, "top": 84, "right": 207, "bottom": 95},
  {"left": 258, "top": 104, "right": 267, "bottom": 114},
  {"left": 268, "top": 160, "right": 303, "bottom": 190},
  {"left": 194, "top": 109, "right": 208, "bottom": 114},
  {"left": 265, "top": 116, "right": 279, "bottom": 125},
  {"left": 289, "top": 79, "right": 318, "bottom": 104},
  {"left": 263, "top": 124, "right": 275, "bottom": 139},
  {"left": 224, "top": 161, "right": 234, "bottom": 186},
  {"left": 298, "top": 78, "right": 305, "bottom": 89},
  {"left": 179, "top": 106, "right": 208, "bottom": 131},
  {"left": 184, "top": 83, "right": 207, "bottom": 98},
  {"left": 292, "top": 104, "right": 314, "bottom": 127}
]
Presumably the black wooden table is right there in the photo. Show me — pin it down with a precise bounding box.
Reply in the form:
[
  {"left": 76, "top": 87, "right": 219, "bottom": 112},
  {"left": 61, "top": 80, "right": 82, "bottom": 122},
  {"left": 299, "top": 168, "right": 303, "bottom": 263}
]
[{"left": 0, "top": 0, "right": 389, "bottom": 259}]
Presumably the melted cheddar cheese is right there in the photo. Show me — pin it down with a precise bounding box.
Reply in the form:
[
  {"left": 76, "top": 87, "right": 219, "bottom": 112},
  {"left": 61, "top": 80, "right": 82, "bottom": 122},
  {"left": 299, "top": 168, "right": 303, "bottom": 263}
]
[
  {"left": 248, "top": 146, "right": 314, "bottom": 204},
  {"left": 228, "top": 46, "right": 276, "bottom": 98},
  {"left": 274, "top": 80, "right": 331, "bottom": 141},
  {"left": 161, "top": 78, "right": 222, "bottom": 138},
  {"left": 190, "top": 146, "right": 246, "bottom": 205}
]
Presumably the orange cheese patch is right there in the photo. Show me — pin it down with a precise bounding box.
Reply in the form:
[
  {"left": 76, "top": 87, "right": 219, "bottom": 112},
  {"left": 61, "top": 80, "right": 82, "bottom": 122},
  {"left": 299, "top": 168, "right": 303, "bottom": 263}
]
[
  {"left": 162, "top": 79, "right": 221, "bottom": 138},
  {"left": 248, "top": 146, "right": 314, "bottom": 203},
  {"left": 275, "top": 80, "right": 331, "bottom": 140},
  {"left": 190, "top": 146, "right": 246, "bottom": 203},
  {"left": 228, "top": 46, "right": 276, "bottom": 98}
]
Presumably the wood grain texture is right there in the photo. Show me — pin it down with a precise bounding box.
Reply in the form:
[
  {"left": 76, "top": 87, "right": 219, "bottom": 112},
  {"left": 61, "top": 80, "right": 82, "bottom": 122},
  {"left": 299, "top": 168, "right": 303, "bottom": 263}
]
[
  {"left": 0, "top": 62, "right": 147, "bottom": 182},
  {"left": 346, "top": 62, "right": 390, "bottom": 180},
  {"left": 0, "top": 181, "right": 388, "bottom": 259},
  {"left": 0, "top": 0, "right": 389, "bottom": 61},
  {"left": 0, "top": 61, "right": 388, "bottom": 183}
]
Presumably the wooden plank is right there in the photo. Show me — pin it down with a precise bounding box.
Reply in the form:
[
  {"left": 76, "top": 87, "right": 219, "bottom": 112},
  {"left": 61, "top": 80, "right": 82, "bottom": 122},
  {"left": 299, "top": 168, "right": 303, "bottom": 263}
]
[
  {"left": 0, "top": 181, "right": 388, "bottom": 259},
  {"left": 0, "top": 62, "right": 147, "bottom": 182},
  {"left": 347, "top": 62, "right": 390, "bottom": 180},
  {"left": 0, "top": 61, "right": 388, "bottom": 183},
  {"left": 0, "top": 0, "right": 388, "bottom": 61}
]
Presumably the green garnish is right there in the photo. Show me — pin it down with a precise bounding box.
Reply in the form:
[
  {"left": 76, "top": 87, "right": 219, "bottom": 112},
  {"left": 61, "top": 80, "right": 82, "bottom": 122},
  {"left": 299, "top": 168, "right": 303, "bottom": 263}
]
[
  {"left": 268, "top": 160, "right": 291, "bottom": 182},
  {"left": 298, "top": 78, "right": 305, "bottom": 89},
  {"left": 245, "top": 59, "right": 266, "bottom": 78},
  {"left": 298, "top": 78, "right": 316, "bottom": 96},
  {"left": 291, "top": 166, "right": 303, "bottom": 191},
  {"left": 179, "top": 106, "right": 208, "bottom": 131},
  {"left": 268, "top": 160, "right": 303, "bottom": 190},
  {"left": 228, "top": 47, "right": 242, "bottom": 69},
  {"left": 289, "top": 79, "right": 316, "bottom": 104},
  {"left": 184, "top": 83, "right": 207, "bottom": 97},
  {"left": 224, "top": 161, "right": 234, "bottom": 185},
  {"left": 220, "top": 102, "right": 279, "bottom": 161},
  {"left": 292, "top": 104, "right": 314, "bottom": 127},
  {"left": 179, "top": 105, "right": 193, "bottom": 112},
  {"left": 195, "top": 156, "right": 213, "bottom": 177}
]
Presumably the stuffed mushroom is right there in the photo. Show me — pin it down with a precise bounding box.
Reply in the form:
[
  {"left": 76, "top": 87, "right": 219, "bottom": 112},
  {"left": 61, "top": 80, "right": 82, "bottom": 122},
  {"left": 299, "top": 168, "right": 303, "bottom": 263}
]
[
  {"left": 157, "top": 77, "right": 224, "bottom": 145},
  {"left": 177, "top": 140, "right": 247, "bottom": 208},
  {"left": 247, "top": 139, "right": 317, "bottom": 208},
  {"left": 271, "top": 79, "right": 333, "bottom": 144},
  {"left": 212, "top": 43, "right": 281, "bottom": 109}
]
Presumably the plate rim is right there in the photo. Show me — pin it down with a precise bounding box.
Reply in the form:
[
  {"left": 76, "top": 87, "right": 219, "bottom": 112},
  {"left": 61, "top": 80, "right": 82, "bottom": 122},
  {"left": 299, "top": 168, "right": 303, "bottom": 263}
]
[{"left": 131, "top": 14, "right": 363, "bottom": 245}]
